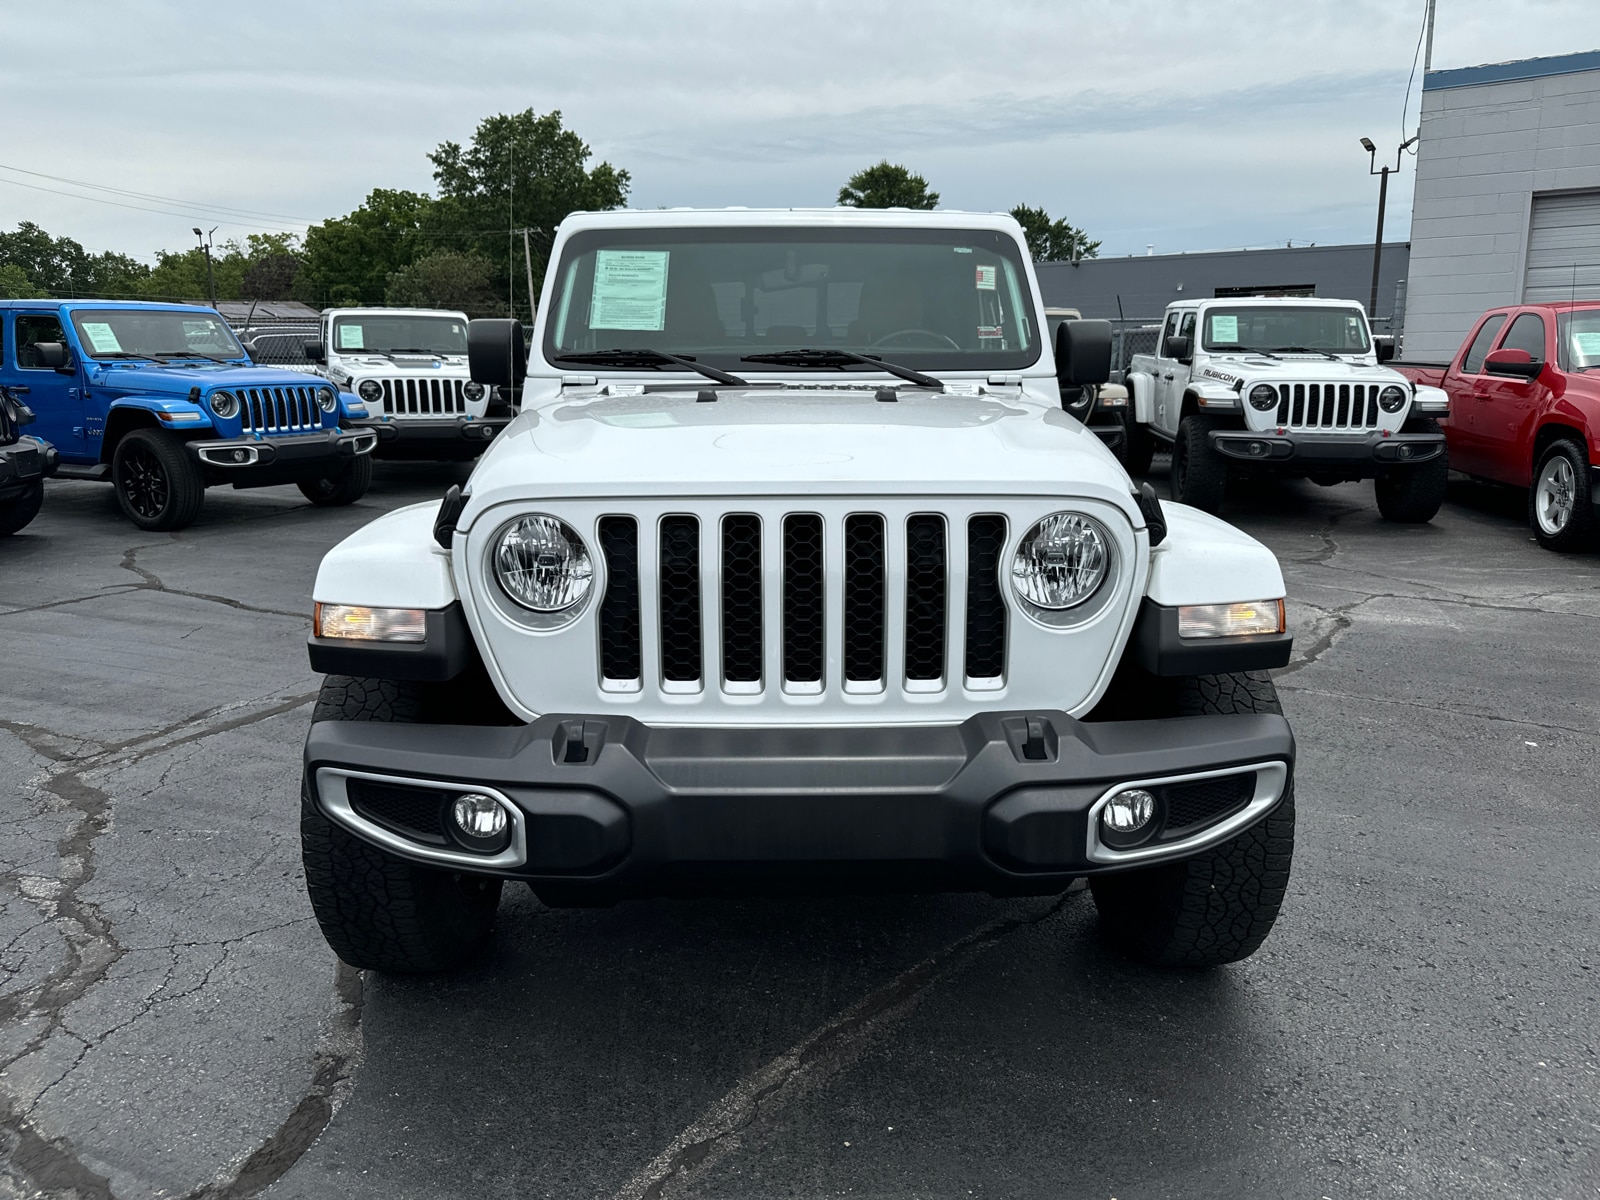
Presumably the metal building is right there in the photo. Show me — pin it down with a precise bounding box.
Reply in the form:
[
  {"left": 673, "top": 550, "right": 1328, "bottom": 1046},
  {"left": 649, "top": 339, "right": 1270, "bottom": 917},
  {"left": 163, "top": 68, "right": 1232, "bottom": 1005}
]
[{"left": 1401, "top": 49, "right": 1600, "bottom": 362}]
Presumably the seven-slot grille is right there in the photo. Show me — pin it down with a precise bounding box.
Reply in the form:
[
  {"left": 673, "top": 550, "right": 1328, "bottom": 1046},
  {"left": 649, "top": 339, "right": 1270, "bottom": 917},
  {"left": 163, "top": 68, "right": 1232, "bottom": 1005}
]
[
  {"left": 238, "top": 385, "right": 321, "bottom": 434},
  {"left": 597, "top": 512, "right": 1009, "bottom": 691},
  {"left": 368, "top": 378, "right": 469, "bottom": 416},
  {"left": 1269, "top": 382, "right": 1383, "bottom": 431}
]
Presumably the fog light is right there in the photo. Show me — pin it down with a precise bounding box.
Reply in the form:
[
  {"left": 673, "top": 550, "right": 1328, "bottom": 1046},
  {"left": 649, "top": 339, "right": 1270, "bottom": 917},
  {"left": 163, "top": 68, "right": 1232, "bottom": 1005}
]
[
  {"left": 452, "top": 794, "right": 507, "bottom": 839},
  {"left": 1103, "top": 789, "right": 1155, "bottom": 834}
]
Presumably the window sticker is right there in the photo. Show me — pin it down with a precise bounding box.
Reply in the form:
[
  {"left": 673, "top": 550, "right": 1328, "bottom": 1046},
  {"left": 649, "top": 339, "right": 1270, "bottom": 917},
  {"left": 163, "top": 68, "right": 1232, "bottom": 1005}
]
[
  {"left": 975, "top": 264, "right": 997, "bottom": 291},
  {"left": 1574, "top": 331, "right": 1600, "bottom": 355},
  {"left": 338, "top": 324, "right": 365, "bottom": 349},
  {"left": 590, "top": 250, "right": 671, "bottom": 331},
  {"left": 1210, "top": 315, "right": 1239, "bottom": 343},
  {"left": 978, "top": 325, "right": 1004, "bottom": 339},
  {"left": 81, "top": 322, "right": 122, "bottom": 354}
]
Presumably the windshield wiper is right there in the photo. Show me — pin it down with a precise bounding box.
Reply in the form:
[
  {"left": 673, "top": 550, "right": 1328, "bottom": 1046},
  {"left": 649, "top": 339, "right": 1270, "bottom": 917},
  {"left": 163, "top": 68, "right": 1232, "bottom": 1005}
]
[
  {"left": 1220, "top": 345, "right": 1281, "bottom": 360},
  {"left": 739, "top": 348, "right": 944, "bottom": 391},
  {"left": 153, "top": 350, "right": 231, "bottom": 363},
  {"left": 94, "top": 351, "right": 169, "bottom": 363},
  {"left": 386, "top": 347, "right": 447, "bottom": 358},
  {"left": 1275, "top": 345, "right": 1343, "bottom": 361},
  {"left": 552, "top": 349, "right": 748, "bottom": 386}
]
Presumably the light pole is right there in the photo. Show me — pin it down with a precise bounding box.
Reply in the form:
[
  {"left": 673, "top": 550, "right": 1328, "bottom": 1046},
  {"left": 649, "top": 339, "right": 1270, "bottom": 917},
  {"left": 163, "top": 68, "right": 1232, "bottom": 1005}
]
[
  {"left": 1361, "top": 135, "right": 1418, "bottom": 322},
  {"left": 192, "top": 226, "right": 217, "bottom": 309}
]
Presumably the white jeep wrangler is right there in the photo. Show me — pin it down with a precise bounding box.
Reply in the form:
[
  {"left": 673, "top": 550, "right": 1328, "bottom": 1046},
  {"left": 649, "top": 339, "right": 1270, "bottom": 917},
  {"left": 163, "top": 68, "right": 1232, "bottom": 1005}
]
[
  {"left": 300, "top": 209, "right": 1298, "bottom": 974},
  {"left": 1125, "top": 297, "right": 1450, "bottom": 521},
  {"left": 309, "top": 307, "right": 512, "bottom": 460}
]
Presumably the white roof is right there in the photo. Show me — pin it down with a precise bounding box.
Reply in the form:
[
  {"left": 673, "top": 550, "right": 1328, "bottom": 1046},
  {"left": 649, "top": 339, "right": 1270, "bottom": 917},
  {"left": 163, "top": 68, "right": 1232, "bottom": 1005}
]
[{"left": 554, "top": 207, "right": 1025, "bottom": 234}]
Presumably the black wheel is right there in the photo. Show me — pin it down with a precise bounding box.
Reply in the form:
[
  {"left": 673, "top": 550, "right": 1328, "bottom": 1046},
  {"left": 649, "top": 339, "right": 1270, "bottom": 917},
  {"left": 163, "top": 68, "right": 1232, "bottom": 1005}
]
[
  {"left": 1170, "top": 415, "right": 1227, "bottom": 511},
  {"left": 1527, "top": 435, "right": 1595, "bottom": 552},
  {"left": 301, "top": 675, "right": 505, "bottom": 973},
  {"left": 1123, "top": 398, "right": 1155, "bottom": 475},
  {"left": 297, "top": 452, "right": 373, "bottom": 507},
  {"left": 112, "top": 429, "right": 205, "bottom": 531},
  {"left": 1374, "top": 416, "right": 1448, "bottom": 524},
  {"left": 0, "top": 479, "right": 44, "bottom": 537},
  {"left": 1090, "top": 671, "right": 1295, "bottom": 967}
]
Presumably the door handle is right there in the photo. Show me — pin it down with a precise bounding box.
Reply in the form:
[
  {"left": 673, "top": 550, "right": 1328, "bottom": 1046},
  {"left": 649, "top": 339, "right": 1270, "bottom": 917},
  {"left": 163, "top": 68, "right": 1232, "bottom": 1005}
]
[{"left": 1163, "top": 373, "right": 1174, "bottom": 381}]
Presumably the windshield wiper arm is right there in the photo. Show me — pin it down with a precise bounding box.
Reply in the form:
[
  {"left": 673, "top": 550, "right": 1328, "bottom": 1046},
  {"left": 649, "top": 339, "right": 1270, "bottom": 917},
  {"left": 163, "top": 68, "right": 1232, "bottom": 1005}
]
[
  {"left": 1275, "top": 345, "right": 1342, "bottom": 361},
  {"left": 552, "top": 349, "right": 748, "bottom": 386},
  {"left": 93, "top": 351, "right": 169, "bottom": 363},
  {"left": 739, "top": 348, "right": 944, "bottom": 391},
  {"left": 153, "top": 350, "right": 230, "bottom": 363},
  {"left": 386, "top": 347, "right": 446, "bottom": 358},
  {"left": 1225, "top": 345, "right": 1282, "bottom": 360}
]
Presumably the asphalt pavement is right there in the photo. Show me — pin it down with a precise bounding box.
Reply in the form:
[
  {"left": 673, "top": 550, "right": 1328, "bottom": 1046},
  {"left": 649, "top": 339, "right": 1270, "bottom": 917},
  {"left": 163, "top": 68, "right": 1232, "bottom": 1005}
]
[{"left": 1, "top": 462, "right": 1596, "bottom": 1199}]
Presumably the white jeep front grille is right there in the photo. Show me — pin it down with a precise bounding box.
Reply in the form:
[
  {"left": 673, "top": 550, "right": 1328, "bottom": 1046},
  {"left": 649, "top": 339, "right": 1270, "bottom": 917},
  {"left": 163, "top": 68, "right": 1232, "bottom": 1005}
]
[
  {"left": 1268, "top": 382, "right": 1383, "bottom": 431},
  {"left": 370, "top": 378, "right": 468, "bottom": 416}
]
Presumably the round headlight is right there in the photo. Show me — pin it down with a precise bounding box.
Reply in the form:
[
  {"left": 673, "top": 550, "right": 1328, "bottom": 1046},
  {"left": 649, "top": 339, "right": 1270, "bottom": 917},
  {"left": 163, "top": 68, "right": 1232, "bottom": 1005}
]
[
  {"left": 1248, "top": 383, "right": 1279, "bottom": 411},
  {"left": 463, "top": 380, "right": 485, "bottom": 402},
  {"left": 1378, "top": 385, "right": 1407, "bottom": 413},
  {"left": 317, "top": 385, "right": 339, "bottom": 413},
  {"left": 357, "top": 379, "right": 382, "bottom": 403},
  {"left": 1011, "top": 512, "right": 1110, "bottom": 610},
  {"left": 209, "top": 390, "right": 238, "bottom": 419},
  {"left": 494, "top": 516, "right": 593, "bottom": 612}
]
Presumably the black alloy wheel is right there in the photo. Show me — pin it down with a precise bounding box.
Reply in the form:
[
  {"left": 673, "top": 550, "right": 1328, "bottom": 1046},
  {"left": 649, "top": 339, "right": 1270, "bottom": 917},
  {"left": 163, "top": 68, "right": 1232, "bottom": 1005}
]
[{"left": 111, "top": 429, "right": 205, "bottom": 531}]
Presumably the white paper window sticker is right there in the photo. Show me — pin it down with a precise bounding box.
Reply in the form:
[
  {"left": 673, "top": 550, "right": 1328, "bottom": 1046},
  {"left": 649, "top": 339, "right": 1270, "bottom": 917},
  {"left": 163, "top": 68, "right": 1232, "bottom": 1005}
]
[
  {"left": 338, "top": 324, "right": 364, "bottom": 350},
  {"left": 975, "top": 265, "right": 997, "bottom": 291},
  {"left": 590, "top": 250, "right": 671, "bottom": 331},
  {"left": 1210, "top": 315, "right": 1239, "bottom": 343},
  {"left": 81, "top": 322, "right": 123, "bottom": 354},
  {"left": 1573, "top": 331, "right": 1600, "bottom": 355}
]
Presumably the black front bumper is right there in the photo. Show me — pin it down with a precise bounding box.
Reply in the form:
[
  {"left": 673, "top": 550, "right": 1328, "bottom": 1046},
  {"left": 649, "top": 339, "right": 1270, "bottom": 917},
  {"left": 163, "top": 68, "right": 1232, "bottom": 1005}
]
[
  {"left": 305, "top": 709, "right": 1294, "bottom": 897},
  {"left": 0, "top": 436, "right": 57, "bottom": 496},
  {"left": 187, "top": 428, "right": 377, "bottom": 487},
  {"left": 1210, "top": 428, "right": 1445, "bottom": 477},
  {"left": 361, "top": 416, "right": 509, "bottom": 459}
]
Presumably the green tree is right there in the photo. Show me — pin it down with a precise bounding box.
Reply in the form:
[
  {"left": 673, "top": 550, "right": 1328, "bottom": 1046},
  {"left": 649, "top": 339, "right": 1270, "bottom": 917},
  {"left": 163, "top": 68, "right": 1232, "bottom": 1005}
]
[
  {"left": 385, "top": 250, "right": 499, "bottom": 314},
  {"left": 0, "top": 221, "right": 150, "bottom": 297},
  {"left": 1009, "top": 205, "right": 1100, "bottom": 262},
  {"left": 0, "top": 262, "right": 46, "bottom": 298},
  {"left": 837, "top": 162, "right": 939, "bottom": 210},
  {"left": 296, "top": 189, "right": 436, "bottom": 308}
]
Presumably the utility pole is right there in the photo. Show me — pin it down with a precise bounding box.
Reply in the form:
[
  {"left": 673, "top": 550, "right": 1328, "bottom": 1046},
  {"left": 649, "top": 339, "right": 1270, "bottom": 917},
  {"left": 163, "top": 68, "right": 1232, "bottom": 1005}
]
[
  {"left": 1361, "top": 136, "right": 1418, "bottom": 321},
  {"left": 520, "top": 228, "right": 537, "bottom": 322},
  {"left": 1424, "top": 0, "right": 1437, "bottom": 71},
  {"left": 192, "top": 226, "right": 217, "bottom": 309}
]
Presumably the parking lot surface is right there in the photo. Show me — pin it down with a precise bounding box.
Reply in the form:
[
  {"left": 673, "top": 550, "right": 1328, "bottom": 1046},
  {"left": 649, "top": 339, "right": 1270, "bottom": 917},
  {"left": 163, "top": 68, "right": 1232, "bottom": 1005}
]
[{"left": 2, "top": 465, "right": 1596, "bottom": 1199}]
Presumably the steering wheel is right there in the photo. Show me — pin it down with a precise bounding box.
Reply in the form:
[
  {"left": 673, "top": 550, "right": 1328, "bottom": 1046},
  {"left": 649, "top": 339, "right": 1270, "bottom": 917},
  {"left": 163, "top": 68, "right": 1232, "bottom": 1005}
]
[{"left": 870, "top": 328, "right": 962, "bottom": 350}]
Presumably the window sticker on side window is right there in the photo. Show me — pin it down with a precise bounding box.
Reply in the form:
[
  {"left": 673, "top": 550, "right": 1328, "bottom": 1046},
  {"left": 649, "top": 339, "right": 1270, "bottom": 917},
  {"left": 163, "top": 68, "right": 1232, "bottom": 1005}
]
[
  {"left": 1574, "top": 331, "right": 1600, "bottom": 355},
  {"left": 338, "top": 325, "right": 364, "bottom": 349},
  {"left": 590, "top": 250, "right": 671, "bottom": 331},
  {"left": 81, "top": 322, "right": 123, "bottom": 353},
  {"left": 1210, "top": 315, "right": 1239, "bottom": 343}
]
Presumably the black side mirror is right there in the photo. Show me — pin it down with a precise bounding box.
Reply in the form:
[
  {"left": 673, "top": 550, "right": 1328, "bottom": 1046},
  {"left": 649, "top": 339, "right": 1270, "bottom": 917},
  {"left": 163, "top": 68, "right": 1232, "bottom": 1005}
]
[
  {"left": 1164, "top": 335, "right": 1191, "bottom": 362},
  {"left": 468, "top": 319, "right": 528, "bottom": 389},
  {"left": 32, "top": 341, "right": 71, "bottom": 371},
  {"left": 1055, "top": 318, "right": 1112, "bottom": 387},
  {"left": 1374, "top": 336, "right": 1395, "bottom": 363},
  {"left": 303, "top": 341, "right": 326, "bottom": 364}
]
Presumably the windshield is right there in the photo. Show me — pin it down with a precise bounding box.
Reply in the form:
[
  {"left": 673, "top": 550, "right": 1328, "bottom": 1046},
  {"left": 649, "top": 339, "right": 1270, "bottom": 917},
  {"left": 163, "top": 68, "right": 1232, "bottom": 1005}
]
[
  {"left": 544, "top": 226, "right": 1039, "bottom": 373},
  {"left": 1557, "top": 310, "right": 1600, "bottom": 372},
  {"left": 69, "top": 310, "right": 245, "bottom": 361},
  {"left": 1200, "top": 306, "right": 1371, "bottom": 354},
  {"left": 331, "top": 314, "right": 468, "bottom": 356}
]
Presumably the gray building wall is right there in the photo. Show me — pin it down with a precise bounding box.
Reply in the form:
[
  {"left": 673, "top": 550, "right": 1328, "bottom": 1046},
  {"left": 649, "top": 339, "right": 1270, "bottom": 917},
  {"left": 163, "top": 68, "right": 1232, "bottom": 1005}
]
[
  {"left": 1035, "top": 242, "right": 1409, "bottom": 326},
  {"left": 1401, "top": 50, "right": 1600, "bottom": 362}
]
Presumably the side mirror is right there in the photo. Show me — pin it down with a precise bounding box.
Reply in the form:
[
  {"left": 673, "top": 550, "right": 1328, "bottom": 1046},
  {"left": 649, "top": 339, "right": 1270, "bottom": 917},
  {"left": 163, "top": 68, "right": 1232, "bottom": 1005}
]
[
  {"left": 1054, "top": 318, "right": 1112, "bottom": 387},
  {"left": 303, "top": 341, "right": 326, "bottom": 364},
  {"left": 468, "top": 318, "right": 528, "bottom": 389},
  {"left": 1374, "top": 335, "right": 1395, "bottom": 363},
  {"left": 32, "top": 341, "right": 71, "bottom": 371},
  {"left": 1163, "top": 335, "right": 1191, "bottom": 362},
  {"left": 1483, "top": 347, "right": 1541, "bottom": 379}
]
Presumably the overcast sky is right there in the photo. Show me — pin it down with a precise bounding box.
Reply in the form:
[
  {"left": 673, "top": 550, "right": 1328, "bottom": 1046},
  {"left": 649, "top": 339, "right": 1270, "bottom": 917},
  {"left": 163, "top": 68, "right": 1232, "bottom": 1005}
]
[{"left": 0, "top": 1, "right": 1591, "bottom": 263}]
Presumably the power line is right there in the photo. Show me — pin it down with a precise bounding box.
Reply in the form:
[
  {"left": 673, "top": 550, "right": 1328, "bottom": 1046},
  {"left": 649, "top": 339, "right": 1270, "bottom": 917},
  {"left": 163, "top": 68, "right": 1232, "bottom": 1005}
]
[
  {"left": 0, "top": 174, "right": 306, "bottom": 232},
  {"left": 1401, "top": 0, "right": 1429, "bottom": 146},
  {"left": 0, "top": 161, "right": 319, "bottom": 224}
]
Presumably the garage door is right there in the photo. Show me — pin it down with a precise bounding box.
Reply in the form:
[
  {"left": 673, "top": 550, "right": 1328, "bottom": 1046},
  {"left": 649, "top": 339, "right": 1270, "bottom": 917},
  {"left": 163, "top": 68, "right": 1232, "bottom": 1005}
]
[{"left": 1523, "top": 190, "right": 1600, "bottom": 302}]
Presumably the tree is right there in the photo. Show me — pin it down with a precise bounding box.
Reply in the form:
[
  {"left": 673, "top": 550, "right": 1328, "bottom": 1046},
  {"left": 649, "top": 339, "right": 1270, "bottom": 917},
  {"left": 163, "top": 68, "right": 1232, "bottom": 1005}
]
[
  {"left": 0, "top": 263, "right": 46, "bottom": 299},
  {"left": 296, "top": 189, "right": 436, "bottom": 308},
  {"left": 837, "top": 162, "right": 939, "bottom": 210},
  {"left": 1009, "top": 205, "right": 1100, "bottom": 262},
  {"left": 385, "top": 250, "right": 499, "bottom": 314},
  {"left": 0, "top": 221, "right": 150, "bottom": 298}
]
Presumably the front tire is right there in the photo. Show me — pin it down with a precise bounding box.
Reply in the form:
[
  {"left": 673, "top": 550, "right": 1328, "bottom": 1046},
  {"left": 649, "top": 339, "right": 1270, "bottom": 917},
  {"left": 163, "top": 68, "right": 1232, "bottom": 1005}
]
[
  {"left": 1170, "top": 415, "right": 1227, "bottom": 512},
  {"left": 1528, "top": 435, "right": 1595, "bottom": 552},
  {"left": 0, "top": 479, "right": 44, "bottom": 537},
  {"left": 112, "top": 429, "right": 205, "bottom": 531},
  {"left": 1090, "top": 671, "right": 1295, "bottom": 967},
  {"left": 1374, "top": 417, "right": 1448, "bottom": 523},
  {"left": 297, "top": 452, "right": 373, "bottom": 507}
]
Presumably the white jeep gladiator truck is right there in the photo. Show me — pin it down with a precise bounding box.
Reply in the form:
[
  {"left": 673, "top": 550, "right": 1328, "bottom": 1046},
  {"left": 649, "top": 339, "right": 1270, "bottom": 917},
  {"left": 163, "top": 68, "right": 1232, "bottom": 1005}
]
[
  {"left": 1125, "top": 297, "right": 1450, "bottom": 521},
  {"left": 300, "top": 209, "right": 1298, "bottom": 974},
  {"left": 309, "top": 307, "right": 512, "bottom": 460}
]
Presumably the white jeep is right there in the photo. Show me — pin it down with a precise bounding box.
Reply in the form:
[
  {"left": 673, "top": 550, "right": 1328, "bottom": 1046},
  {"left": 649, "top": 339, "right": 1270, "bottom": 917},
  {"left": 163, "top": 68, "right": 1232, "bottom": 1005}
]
[
  {"left": 309, "top": 307, "right": 511, "bottom": 460},
  {"left": 300, "top": 209, "right": 1298, "bottom": 974},
  {"left": 1125, "top": 297, "right": 1450, "bottom": 521}
]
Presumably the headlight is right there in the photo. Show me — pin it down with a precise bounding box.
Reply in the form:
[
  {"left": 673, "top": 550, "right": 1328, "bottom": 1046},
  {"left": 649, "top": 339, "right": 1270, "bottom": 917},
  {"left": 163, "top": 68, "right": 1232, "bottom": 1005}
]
[
  {"left": 1248, "top": 383, "right": 1279, "bottom": 411},
  {"left": 463, "top": 380, "right": 485, "bottom": 402},
  {"left": 1378, "top": 385, "right": 1407, "bottom": 413},
  {"left": 357, "top": 379, "right": 382, "bottom": 403},
  {"left": 209, "top": 390, "right": 238, "bottom": 419},
  {"left": 494, "top": 516, "right": 593, "bottom": 612},
  {"left": 1010, "top": 513, "right": 1109, "bottom": 610},
  {"left": 317, "top": 385, "right": 339, "bottom": 413}
]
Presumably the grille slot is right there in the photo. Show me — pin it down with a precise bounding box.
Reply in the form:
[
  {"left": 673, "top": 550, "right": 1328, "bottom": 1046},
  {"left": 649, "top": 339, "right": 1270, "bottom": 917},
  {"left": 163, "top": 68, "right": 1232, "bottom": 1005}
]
[
  {"left": 347, "top": 779, "right": 450, "bottom": 846},
  {"left": 659, "top": 516, "right": 702, "bottom": 683},
  {"left": 721, "top": 515, "right": 763, "bottom": 685},
  {"left": 1274, "top": 382, "right": 1379, "bottom": 432},
  {"left": 965, "top": 515, "right": 1007, "bottom": 681},
  {"left": 597, "top": 517, "right": 641, "bottom": 682},
  {"left": 904, "top": 515, "right": 947, "bottom": 682},
  {"left": 1160, "top": 774, "right": 1254, "bottom": 840},
  {"left": 376, "top": 378, "right": 467, "bottom": 416},
  {"left": 782, "top": 515, "right": 824, "bottom": 685},
  {"left": 239, "top": 385, "right": 319, "bottom": 433},
  {"left": 843, "top": 515, "right": 886, "bottom": 683}
]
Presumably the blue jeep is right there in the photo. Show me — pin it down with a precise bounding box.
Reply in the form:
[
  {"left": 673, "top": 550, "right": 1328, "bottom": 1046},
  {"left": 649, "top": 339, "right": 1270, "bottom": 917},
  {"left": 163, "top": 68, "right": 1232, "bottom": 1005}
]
[
  {"left": 0, "top": 300, "right": 379, "bottom": 531},
  {"left": 0, "top": 383, "right": 57, "bottom": 536}
]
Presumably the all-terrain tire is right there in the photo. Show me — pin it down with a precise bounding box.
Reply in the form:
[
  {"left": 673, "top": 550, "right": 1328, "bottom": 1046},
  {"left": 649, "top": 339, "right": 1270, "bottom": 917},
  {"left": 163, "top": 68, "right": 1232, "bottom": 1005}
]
[
  {"left": 1123, "top": 401, "right": 1155, "bottom": 475},
  {"left": 297, "top": 452, "right": 373, "bottom": 507},
  {"left": 0, "top": 479, "right": 44, "bottom": 537},
  {"left": 1374, "top": 416, "right": 1448, "bottom": 524},
  {"left": 1527, "top": 435, "right": 1596, "bottom": 552},
  {"left": 1090, "top": 670, "right": 1294, "bottom": 967},
  {"left": 112, "top": 428, "right": 205, "bottom": 531},
  {"left": 1170, "top": 415, "right": 1227, "bottom": 512},
  {"left": 301, "top": 674, "right": 503, "bottom": 973}
]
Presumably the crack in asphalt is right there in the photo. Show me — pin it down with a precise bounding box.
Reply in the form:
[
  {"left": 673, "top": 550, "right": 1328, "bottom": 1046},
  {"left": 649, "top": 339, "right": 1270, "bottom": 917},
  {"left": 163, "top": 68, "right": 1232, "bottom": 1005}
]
[
  {"left": 1277, "top": 683, "right": 1600, "bottom": 738},
  {"left": 118, "top": 546, "right": 307, "bottom": 621},
  {"left": 611, "top": 893, "right": 1075, "bottom": 1200}
]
